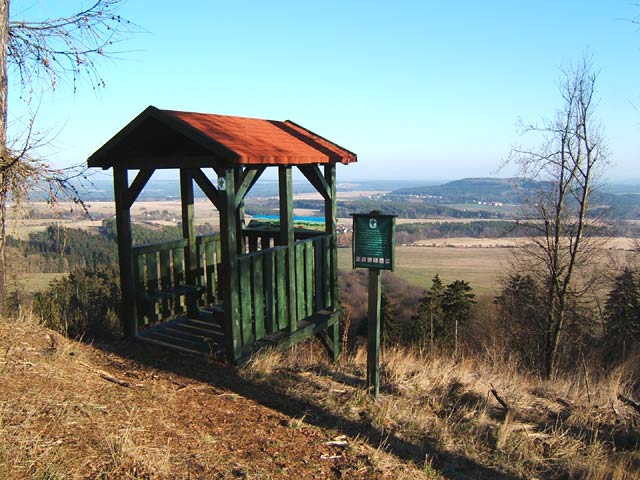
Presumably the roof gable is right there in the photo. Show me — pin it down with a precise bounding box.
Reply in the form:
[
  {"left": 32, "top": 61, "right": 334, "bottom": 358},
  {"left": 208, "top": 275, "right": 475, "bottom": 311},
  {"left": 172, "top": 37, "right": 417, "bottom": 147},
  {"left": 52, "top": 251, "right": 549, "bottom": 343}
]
[{"left": 88, "top": 106, "right": 357, "bottom": 169}]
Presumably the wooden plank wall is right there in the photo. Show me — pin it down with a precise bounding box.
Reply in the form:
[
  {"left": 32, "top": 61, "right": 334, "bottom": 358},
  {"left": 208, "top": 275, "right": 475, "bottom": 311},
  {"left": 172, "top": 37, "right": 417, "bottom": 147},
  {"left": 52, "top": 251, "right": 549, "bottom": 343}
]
[
  {"left": 235, "top": 234, "right": 329, "bottom": 349},
  {"left": 133, "top": 235, "right": 220, "bottom": 329},
  {"left": 131, "top": 232, "right": 331, "bottom": 351}
]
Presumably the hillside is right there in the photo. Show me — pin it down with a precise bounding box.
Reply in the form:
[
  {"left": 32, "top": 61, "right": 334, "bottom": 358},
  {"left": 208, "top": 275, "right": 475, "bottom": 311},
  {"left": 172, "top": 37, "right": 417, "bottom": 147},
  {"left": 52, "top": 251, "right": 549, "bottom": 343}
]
[
  {"left": 2, "top": 318, "right": 639, "bottom": 479},
  {"left": 390, "top": 178, "right": 545, "bottom": 204},
  {"left": 391, "top": 177, "right": 640, "bottom": 219}
]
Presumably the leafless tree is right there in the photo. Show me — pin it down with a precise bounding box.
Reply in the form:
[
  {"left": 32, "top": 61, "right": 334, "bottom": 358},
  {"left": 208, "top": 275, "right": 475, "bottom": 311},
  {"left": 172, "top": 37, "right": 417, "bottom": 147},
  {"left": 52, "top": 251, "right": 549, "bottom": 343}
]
[
  {"left": 0, "top": 1, "right": 136, "bottom": 310},
  {"left": 509, "top": 55, "right": 609, "bottom": 378}
]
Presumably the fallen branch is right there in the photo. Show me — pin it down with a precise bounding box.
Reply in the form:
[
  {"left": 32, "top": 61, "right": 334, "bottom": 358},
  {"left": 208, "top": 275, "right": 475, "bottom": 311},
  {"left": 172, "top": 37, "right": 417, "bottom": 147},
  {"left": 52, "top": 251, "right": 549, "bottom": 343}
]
[
  {"left": 490, "top": 383, "right": 509, "bottom": 411},
  {"left": 97, "top": 371, "right": 130, "bottom": 387},
  {"left": 617, "top": 393, "right": 640, "bottom": 415},
  {"left": 325, "top": 434, "right": 349, "bottom": 448},
  {"left": 78, "top": 361, "right": 130, "bottom": 388},
  {"left": 320, "top": 454, "right": 342, "bottom": 460}
]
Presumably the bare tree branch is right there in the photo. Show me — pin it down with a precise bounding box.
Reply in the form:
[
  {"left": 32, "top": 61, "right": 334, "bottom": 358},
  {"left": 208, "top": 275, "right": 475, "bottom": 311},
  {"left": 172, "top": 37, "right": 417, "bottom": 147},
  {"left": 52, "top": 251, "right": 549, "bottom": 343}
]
[
  {"left": 7, "top": 0, "right": 140, "bottom": 93},
  {"left": 0, "top": 1, "right": 138, "bottom": 311},
  {"left": 507, "top": 54, "right": 609, "bottom": 378}
]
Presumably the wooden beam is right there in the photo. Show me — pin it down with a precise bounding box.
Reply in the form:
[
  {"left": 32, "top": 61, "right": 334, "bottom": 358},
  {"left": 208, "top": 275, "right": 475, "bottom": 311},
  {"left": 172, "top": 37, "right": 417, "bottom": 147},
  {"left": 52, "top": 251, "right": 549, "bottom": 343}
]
[
  {"left": 180, "top": 169, "right": 198, "bottom": 316},
  {"left": 192, "top": 168, "right": 221, "bottom": 210},
  {"left": 108, "top": 155, "right": 222, "bottom": 170},
  {"left": 324, "top": 163, "right": 338, "bottom": 310},
  {"left": 324, "top": 163, "right": 339, "bottom": 362},
  {"left": 113, "top": 168, "right": 138, "bottom": 338},
  {"left": 316, "top": 325, "right": 339, "bottom": 361},
  {"left": 235, "top": 166, "right": 266, "bottom": 204},
  {"left": 125, "top": 169, "right": 154, "bottom": 209},
  {"left": 279, "top": 166, "right": 297, "bottom": 332},
  {"left": 234, "top": 167, "right": 246, "bottom": 255},
  {"left": 270, "top": 310, "right": 339, "bottom": 352},
  {"left": 298, "top": 165, "right": 330, "bottom": 200},
  {"left": 219, "top": 168, "right": 242, "bottom": 362}
]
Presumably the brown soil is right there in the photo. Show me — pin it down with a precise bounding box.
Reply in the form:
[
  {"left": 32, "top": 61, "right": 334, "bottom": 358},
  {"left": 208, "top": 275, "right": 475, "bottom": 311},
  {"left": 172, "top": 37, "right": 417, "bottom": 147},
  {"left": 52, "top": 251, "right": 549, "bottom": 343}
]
[{"left": 0, "top": 321, "right": 428, "bottom": 479}]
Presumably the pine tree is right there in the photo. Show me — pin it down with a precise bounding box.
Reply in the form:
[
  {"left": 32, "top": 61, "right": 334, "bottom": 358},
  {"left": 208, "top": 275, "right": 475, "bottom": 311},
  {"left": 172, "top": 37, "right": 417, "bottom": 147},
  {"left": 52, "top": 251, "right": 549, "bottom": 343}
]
[
  {"left": 604, "top": 268, "right": 640, "bottom": 362},
  {"left": 381, "top": 292, "right": 402, "bottom": 348},
  {"left": 442, "top": 280, "right": 475, "bottom": 354},
  {"left": 495, "top": 274, "right": 546, "bottom": 370},
  {"left": 410, "top": 274, "right": 445, "bottom": 350}
]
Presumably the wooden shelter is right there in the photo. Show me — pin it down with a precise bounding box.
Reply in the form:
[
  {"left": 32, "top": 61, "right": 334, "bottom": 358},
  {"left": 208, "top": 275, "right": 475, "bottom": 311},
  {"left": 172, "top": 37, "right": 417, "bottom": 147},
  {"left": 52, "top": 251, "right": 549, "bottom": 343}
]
[{"left": 88, "top": 106, "right": 356, "bottom": 362}]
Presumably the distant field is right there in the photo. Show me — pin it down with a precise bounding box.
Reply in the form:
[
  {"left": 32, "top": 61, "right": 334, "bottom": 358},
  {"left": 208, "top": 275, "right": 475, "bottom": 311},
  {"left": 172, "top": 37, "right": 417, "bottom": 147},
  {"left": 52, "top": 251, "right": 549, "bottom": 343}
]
[
  {"left": 12, "top": 199, "right": 637, "bottom": 297},
  {"left": 338, "top": 245, "right": 513, "bottom": 295},
  {"left": 339, "top": 242, "right": 633, "bottom": 296},
  {"left": 412, "top": 236, "right": 638, "bottom": 250},
  {"left": 442, "top": 203, "right": 521, "bottom": 214},
  {"left": 17, "top": 273, "right": 65, "bottom": 294},
  {"left": 339, "top": 217, "right": 516, "bottom": 225}
]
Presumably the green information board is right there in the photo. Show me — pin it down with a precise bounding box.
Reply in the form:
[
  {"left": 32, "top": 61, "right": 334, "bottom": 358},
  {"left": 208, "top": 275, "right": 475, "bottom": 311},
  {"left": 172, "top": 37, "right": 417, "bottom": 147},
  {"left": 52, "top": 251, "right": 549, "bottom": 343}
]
[{"left": 352, "top": 213, "right": 396, "bottom": 271}]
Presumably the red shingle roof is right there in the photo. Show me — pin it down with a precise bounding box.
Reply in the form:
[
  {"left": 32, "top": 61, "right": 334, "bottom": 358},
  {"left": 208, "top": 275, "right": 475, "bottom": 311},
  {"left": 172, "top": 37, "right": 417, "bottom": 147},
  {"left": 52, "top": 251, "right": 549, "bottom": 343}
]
[{"left": 88, "top": 106, "right": 357, "bottom": 168}]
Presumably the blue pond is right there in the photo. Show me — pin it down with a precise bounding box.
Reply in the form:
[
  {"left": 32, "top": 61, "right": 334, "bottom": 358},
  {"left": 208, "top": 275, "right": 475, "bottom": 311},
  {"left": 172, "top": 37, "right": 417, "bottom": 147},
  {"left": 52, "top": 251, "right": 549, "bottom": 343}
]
[{"left": 252, "top": 215, "right": 324, "bottom": 223}]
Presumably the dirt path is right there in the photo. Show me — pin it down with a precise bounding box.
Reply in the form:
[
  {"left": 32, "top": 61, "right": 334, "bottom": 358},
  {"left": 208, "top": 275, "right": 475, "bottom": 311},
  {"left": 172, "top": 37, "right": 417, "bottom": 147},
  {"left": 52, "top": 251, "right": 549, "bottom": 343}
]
[{"left": 0, "top": 321, "right": 425, "bottom": 479}]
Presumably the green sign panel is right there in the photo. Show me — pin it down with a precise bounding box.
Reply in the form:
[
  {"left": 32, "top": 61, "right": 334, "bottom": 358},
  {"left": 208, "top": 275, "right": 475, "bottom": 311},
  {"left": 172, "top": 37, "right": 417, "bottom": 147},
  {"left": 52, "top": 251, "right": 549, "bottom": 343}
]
[{"left": 352, "top": 213, "right": 396, "bottom": 271}]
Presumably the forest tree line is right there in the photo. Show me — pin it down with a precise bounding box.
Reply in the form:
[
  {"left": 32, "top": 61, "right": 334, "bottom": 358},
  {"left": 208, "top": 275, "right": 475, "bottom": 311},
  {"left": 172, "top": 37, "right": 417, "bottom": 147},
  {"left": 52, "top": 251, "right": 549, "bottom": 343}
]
[
  {"left": 7, "top": 212, "right": 640, "bottom": 377},
  {"left": 7, "top": 220, "right": 218, "bottom": 273}
]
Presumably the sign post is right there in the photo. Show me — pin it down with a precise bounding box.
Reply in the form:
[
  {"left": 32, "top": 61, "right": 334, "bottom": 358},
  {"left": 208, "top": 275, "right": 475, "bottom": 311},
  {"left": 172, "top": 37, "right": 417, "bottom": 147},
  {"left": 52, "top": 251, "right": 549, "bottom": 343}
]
[
  {"left": 351, "top": 211, "right": 396, "bottom": 398},
  {"left": 367, "top": 268, "right": 381, "bottom": 397}
]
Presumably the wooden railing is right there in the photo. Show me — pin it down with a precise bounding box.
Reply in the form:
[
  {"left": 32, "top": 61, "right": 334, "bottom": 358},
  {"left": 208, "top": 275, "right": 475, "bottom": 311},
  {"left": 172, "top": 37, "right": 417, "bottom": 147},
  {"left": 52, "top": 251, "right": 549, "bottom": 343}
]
[
  {"left": 242, "top": 228, "right": 324, "bottom": 253},
  {"left": 195, "top": 234, "right": 221, "bottom": 306},
  {"left": 237, "top": 246, "right": 286, "bottom": 346},
  {"left": 243, "top": 229, "right": 277, "bottom": 253},
  {"left": 133, "top": 234, "right": 220, "bottom": 327},
  {"left": 132, "top": 230, "right": 334, "bottom": 349},
  {"left": 236, "top": 233, "right": 332, "bottom": 348}
]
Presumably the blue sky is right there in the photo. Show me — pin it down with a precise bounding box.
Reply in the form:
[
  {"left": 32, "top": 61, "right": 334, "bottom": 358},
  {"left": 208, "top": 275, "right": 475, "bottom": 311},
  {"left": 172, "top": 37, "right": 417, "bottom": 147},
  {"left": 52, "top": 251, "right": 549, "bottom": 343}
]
[{"left": 8, "top": 1, "right": 640, "bottom": 183}]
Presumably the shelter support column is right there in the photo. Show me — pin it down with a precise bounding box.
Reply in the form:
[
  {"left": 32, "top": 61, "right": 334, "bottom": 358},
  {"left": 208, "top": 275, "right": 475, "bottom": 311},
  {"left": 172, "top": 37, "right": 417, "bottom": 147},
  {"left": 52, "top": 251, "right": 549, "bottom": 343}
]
[
  {"left": 279, "top": 166, "right": 297, "bottom": 332},
  {"left": 180, "top": 169, "right": 198, "bottom": 316},
  {"left": 234, "top": 167, "right": 246, "bottom": 255},
  {"left": 324, "top": 163, "right": 339, "bottom": 359},
  {"left": 324, "top": 163, "right": 338, "bottom": 308},
  {"left": 220, "top": 168, "right": 242, "bottom": 362},
  {"left": 113, "top": 167, "right": 138, "bottom": 338}
]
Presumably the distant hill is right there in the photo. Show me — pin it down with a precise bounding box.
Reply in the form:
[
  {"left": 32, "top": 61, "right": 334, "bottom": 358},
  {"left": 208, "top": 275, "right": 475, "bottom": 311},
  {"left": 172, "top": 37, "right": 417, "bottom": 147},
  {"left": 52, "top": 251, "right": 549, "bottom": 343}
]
[
  {"left": 390, "top": 177, "right": 550, "bottom": 204},
  {"left": 593, "top": 192, "right": 640, "bottom": 220},
  {"left": 390, "top": 177, "right": 640, "bottom": 220}
]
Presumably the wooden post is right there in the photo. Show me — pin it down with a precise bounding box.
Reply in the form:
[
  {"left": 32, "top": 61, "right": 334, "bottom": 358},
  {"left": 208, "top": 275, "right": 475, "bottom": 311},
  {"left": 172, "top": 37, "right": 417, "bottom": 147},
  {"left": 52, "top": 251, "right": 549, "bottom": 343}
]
[
  {"left": 324, "top": 164, "right": 339, "bottom": 308},
  {"left": 367, "top": 268, "right": 381, "bottom": 398},
  {"left": 113, "top": 167, "right": 138, "bottom": 338},
  {"left": 219, "top": 168, "right": 242, "bottom": 362},
  {"left": 234, "top": 167, "right": 246, "bottom": 255},
  {"left": 180, "top": 169, "right": 198, "bottom": 316},
  {"left": 324, "top": 163, "right": 339, "bottom": 360},
  {"left": 279, "top": 166, "right": 297, "bottom": 332}
]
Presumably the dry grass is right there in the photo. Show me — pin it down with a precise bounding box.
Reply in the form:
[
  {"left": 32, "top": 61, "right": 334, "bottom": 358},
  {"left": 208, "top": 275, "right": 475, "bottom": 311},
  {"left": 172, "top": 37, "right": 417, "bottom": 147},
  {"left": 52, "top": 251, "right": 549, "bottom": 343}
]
[
  {"left": 0, "top": 317, "right": 436, "bottom": 479},
  {"left": 3, "top": 311, "right": 638, "bottom": 478},
  {"left": 243, "top": 344, "right": 640, "bottom": 479}
]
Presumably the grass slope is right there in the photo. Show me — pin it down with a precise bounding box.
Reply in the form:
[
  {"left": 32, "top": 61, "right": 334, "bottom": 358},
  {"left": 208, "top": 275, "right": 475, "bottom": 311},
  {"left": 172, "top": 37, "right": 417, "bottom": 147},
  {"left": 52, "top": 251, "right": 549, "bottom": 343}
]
[
  {"left": 0, "top": 319, "right": 428, "bottom": 479},
  {"left": 2, "top": 317, "right": 639, "bottom": 479}
]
